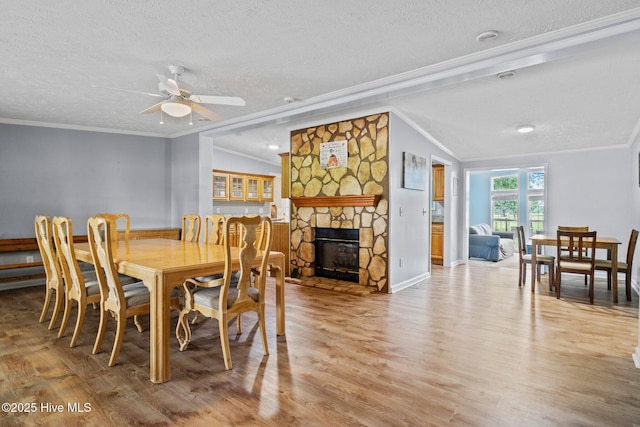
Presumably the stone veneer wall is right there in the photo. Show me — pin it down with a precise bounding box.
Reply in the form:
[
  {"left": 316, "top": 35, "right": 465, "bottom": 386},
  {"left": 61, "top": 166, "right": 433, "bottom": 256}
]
[{"left": 290, "top": 113, "right": 389, "bottom": 291}]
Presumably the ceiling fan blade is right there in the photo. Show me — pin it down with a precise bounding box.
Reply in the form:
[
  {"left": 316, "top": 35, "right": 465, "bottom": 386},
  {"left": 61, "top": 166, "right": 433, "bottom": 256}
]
[
  {"left": 191, "top": 103, "right": 220, "bottom": 121},
  {"left": 90, "top": 84, "right": 164, "bottom": 98},
  {"left": 156, "top": 74, "right": 181, "bottom": 96},
  {"left": 139, "top": 101, "right": 164, "bottom": 114},
  {"left": 189, "top": 94, "right": 246, "bottom": 106}
]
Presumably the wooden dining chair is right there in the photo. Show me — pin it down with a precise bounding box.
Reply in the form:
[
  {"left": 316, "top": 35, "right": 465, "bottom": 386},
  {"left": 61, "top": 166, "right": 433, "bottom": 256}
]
[
  {"left": 556, "top": 229, "right": 597, "bottom": 303},
  {"left": 176, "top": 215, "right": 273, "bottom": 370},
  {"left": 181, "top": 214, "right": 201, "bottom": 242},
  {"left": 204, "top": 214, "right": 226, "bottom": 245},
  {"left": 516, "top": 226, "right": 555, "bottom": 290},
  {"left": 558, "top": 226, "right": 590, "bottom": 285},
  {"left": 52, "top": 216, "right": 100, "bottom": 346},
  {"left": 35, "top": 215, "right": 64, "bottom": 330},
  {"left": 96, "top": 213, "right": 130, "bottom": 242},
  {"left": 595, "top": 229, "right": 638, "bottom": 302},
  {"left": 87, "top": 215, "right": 151, "bottom": 367}
]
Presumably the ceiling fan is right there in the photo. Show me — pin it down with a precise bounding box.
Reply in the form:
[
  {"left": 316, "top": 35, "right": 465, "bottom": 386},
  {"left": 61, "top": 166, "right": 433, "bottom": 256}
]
[{"left": 138, "top": 65, "right": 246, "bottom": 123}]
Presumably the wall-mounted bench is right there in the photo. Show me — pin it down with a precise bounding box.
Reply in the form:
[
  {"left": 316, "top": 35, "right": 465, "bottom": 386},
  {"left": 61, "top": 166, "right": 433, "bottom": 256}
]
[{"left": 0, "top": 228, "right": 180, "bottom": 285}]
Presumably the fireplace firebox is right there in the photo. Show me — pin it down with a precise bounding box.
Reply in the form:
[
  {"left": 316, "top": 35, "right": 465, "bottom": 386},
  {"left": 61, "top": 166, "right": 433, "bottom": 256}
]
[{"left": 314, "top": 228, "right": 359, "bottom": 283}]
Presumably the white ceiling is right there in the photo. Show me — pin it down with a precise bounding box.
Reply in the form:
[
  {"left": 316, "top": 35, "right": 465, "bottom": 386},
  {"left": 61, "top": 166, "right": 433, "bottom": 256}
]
[{"left": 3, "top": 1, "right": 640, "bottom": 165}]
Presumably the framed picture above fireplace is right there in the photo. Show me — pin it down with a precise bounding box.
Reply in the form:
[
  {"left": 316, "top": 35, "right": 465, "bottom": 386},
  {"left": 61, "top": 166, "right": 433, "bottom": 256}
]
[{"left": 402, "top": 152, "right": 427, "bottom": 190}]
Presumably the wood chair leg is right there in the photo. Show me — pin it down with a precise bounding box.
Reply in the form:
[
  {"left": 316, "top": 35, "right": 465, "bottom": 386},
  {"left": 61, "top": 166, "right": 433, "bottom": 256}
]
[
  {"left": 58, "top": 297, "right": 72, "bottom": 339},
  {"left": 607, "top": 271, "right": 612, "bottom": 290},
  {"left": 133, "top": 315, "right": 144, "bottom": 332},
  {"left": 109, "top": 315, "right": 127, "bottom": 367},
  {"left": 92, "top": 307, "right": 108, "bottom": 355},
  {"left": 219, "top": 316, "right": 232, "bottom": 370},
  {"left": 47, "top": 289, "right": 64, "bottom": 330},
  {"left": 556, "top": 268, "right": 561, "bottom": 299},
  {"left": 589, "top": 275, "right": 594, "bottom": 304},
  {"left": 626, "top": 271, "right": 632, "bottom": 302},
  {"left": 70, "top": 302, "right": 87, "bottom": 348},
  {"left": 176, "top": 310, "right": 192, "bottom": 352},
  {"left": 39, "top": 288, "right": 53, "bottom": 323}
]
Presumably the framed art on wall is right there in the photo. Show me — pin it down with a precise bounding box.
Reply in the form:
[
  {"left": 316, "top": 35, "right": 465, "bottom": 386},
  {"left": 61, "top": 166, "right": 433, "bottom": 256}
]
[{"left": 402, "top": 152, "right": 427, "bottom": 190}]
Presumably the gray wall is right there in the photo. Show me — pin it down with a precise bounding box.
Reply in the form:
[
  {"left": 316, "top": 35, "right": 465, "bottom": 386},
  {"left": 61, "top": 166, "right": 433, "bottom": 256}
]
[
  {"left": 0, "top": 123, "right": 172, "bottom": 238},
  {"left": 388, "top": 112, "right": 462, "bottom": 291}
]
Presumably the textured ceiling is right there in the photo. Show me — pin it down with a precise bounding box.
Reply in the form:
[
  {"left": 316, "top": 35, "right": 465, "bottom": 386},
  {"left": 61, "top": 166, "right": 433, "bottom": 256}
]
[{"left": 2, "top": 1, "right": 640, "bottom": 164}]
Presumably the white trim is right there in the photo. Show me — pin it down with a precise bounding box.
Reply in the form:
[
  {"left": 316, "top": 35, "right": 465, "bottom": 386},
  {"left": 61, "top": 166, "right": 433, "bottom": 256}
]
[
  {"left": 0, "top": 118, "right": 167, "bottom": 138},
  {"left": 389, "top": 272, "right": 430, "bottom": 293}
]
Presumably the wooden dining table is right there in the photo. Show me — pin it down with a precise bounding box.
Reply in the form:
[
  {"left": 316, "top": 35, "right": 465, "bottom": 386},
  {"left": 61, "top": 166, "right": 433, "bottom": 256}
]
[
  {"left": 530, "top": 234, "right": 621, "bottom": 302},
  {"left": 74, "top": 238, "right": 285, "bottom": 383}
]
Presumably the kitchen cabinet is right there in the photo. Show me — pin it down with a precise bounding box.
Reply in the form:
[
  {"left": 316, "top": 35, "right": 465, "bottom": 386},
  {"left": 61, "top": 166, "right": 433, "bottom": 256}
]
[
  {"left": 212, "top": 170, "right": 275, "bottom": 202},
  {"left": 433, "top": 164, "right": 444, "bottom": 201},
  {"left": 212, "top": 172, "right": 229, "bottom": 200},
  {"left": 279, "top": 152, "right": 290, "bottom": 199},
  {"left": 431, "top": 222, "right": 444, "bottom": 266}
]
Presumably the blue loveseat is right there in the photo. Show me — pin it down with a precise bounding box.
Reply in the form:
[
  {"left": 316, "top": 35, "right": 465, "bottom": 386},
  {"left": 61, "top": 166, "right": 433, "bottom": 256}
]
[{"left": 468, "top": 223, "right": 515, "bottom": 262}]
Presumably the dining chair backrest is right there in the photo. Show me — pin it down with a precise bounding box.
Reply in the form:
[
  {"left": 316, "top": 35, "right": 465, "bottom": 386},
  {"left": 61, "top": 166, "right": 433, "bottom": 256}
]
[
  {"left": 96, "top": 213, "right": 130, "bottom": 242},
  {"left": 181, "top": 214, "right": 201, "bottom": 242},
  {"left": 204, "top": 214, "right": 226, "bottom": 245},
  {"left": 35, "top": 215, "right": 61, "bottom": 293},
  {"left": 52, "top": 216, "right": 86, "bottom": 300},
  {"left": 625, "top": 229, "right": 639, "bottom": 268},
  {"left": 556, "top": 229, "right": 597, "bottom": 267},
  {"left": 87, "top": 216, "right": 126, "bottom": 312},
  {"left": 35, "top": 215, "right": 64, "bottom": 328},
  {"left": 224, "top": 216, "right": 273, "bottom": 305},
  {"left": 516, "top": 225, "right": 527, "bottom": 259}
]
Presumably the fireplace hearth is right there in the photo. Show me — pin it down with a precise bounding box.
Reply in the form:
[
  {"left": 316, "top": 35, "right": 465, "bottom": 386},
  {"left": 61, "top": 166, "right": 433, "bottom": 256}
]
[{"left": 314, "top": 227, "right": 359, "bottom": 283}]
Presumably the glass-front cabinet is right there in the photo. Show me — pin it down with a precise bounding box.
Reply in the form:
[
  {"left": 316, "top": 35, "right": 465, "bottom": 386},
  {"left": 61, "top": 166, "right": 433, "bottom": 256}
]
[
  {"left": 229, "top": 174, "right": 245, "bottom": 201},
  {"left": 261, "top": 178, "right": 274, "bottom": 202},
  {"left": 212, "top": 169, "right": 275, "bottom": 202},
  {"left": 212, "top": 172, "right": 229, "bottom": 200},
  {"left": 246, "top": 176, "right": 260, "bottom": 201}
]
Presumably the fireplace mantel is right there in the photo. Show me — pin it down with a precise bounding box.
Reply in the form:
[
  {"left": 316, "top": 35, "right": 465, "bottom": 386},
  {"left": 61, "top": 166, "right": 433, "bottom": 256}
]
[{"left": 290, "top": 195, "right": 381, "bottom": 207}]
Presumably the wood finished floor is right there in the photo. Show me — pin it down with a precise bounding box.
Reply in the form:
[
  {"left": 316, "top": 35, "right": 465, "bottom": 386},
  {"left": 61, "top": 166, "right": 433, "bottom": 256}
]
[{"left": 1, "top": 256, "right": 640, "bottom": 426}]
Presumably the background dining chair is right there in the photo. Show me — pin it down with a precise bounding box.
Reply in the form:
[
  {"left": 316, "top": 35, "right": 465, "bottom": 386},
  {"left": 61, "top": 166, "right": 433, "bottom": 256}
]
[
  {"left": 556, "top": 229, "right": 597, "bottom": 303},
  {"left": 87, "top": 216, "right": 151, "bottom": 367},
  {"left": 516, "top": 225, "right": 555, "bottom": 290},
  {"left": 96, "top": 213, "right": 130, "bottom": 242},
  {"left": 176, "top": 215, "right": 273, "bottom": 370},
  {"left": 181, "top": 214, "right": 201, "bottom": 242},
  {"left": 35, "top": 215, "right": 64, "bottom": 330},
  {"left": 204, "top": 214, "right": 226, "bottom": 245},
  {"left": 595, "top": 229, "right": 638, "bottom": 302},
  {"left": 53, "top": 216, "right": 100, "bottom": 346},
  {"left": 558, "top": 226, "right": 590, "bottom": 285}
]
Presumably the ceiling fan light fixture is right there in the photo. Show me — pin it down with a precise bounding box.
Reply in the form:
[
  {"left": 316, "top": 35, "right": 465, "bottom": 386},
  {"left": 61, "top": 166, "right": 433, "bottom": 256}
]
[
  {"left": 476, "top": 30, "right": 499, "bottom": 42},
  {"left": 161, "top": 100, "right": 191, "bottom": 117},
  {"left": 517, "top": 124, "right": 535, "bottom": 133}
]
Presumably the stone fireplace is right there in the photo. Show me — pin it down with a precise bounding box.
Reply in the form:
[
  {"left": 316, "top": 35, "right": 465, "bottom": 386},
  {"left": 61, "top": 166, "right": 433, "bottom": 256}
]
[{"left": 288, "top": 113, "right": 389, "bottom": 291}]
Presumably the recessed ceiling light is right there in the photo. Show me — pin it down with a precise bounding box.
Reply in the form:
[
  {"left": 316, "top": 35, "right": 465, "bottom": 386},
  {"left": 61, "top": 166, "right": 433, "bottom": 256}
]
[
  {"left": 476, "top": 30, "right": 499, "bottom": 42},
  {"left": 517, "top": 125, "right": 535, "bottom": 133},
  {"left": 283, "top": 96, "right": 295, "bottom": 104},
  {"left": 268, "top": 144, "right": 280, "bottom": 150},
  {"left": 497, "top": 70, "right": 516, "bottom": 79}
]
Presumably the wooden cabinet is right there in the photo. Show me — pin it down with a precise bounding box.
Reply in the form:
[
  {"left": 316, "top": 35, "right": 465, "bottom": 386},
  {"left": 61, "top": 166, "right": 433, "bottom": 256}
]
[
  {"left": 245, "top": 176, "right": 260, "bottom": 201},
  {"left": 212, "top": 170, "right": 275, "bottom": 202},
  {"left": 431, "top": 222, "right": 444, "bottom": 266},
  {"left": 213, "top": 172, "right": 229, "bottom": 200},
  {"left": 261, "top": 178, "right": 274, "bottom": 202},
  {"left": 229, "top": 173, "right": 246, "bottom": 201},
  {"left": 272, "top": 222, "right": 290, "bottom": 275},
  {"left": 433, "top": 165, "right": 444, "bottom": 201},
  {"left": 279, "top": 152, "right": 290, "bottom": 199}
]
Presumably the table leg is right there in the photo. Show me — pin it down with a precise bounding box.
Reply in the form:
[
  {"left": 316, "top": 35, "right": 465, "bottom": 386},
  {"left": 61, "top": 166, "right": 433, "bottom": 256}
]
[
  {"left": 274, "top": 256, "right": 285, "bottom": 336},
  {"left": 531, "top": 241, "right": 537, "bottom": 293},
  {"left": 612, "top": 243, "right": 618, "bottom": 304},
  {"left": 149, "top": 275, "right": 171, "bottom": 383}
]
